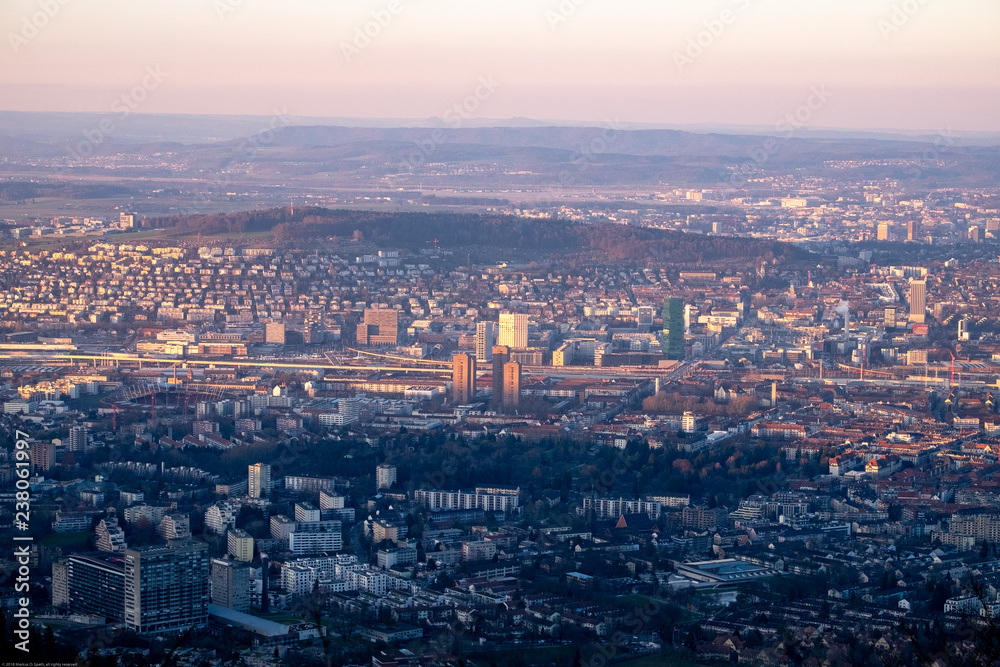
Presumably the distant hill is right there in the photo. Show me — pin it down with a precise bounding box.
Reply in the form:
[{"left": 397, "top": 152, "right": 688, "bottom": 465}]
[
  {"left": 2, "top": 110, "right": 998, "bottom": 145},
  {"left": 2, "top": 112, "right": 998, "bottom": 188},
  {"left": 147, "top": 206, "right": 810, "bottom": 265}
]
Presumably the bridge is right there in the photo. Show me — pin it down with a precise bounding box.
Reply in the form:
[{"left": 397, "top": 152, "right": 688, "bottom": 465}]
[
  {"left": 0, "top": 352, "right": 453, "bottom": 375},
  {"left": 3, "top": 351, "right": 993, "bottom": 391},
  {"left": 0, "top": 350, "right": 676, "bottom": 379}
]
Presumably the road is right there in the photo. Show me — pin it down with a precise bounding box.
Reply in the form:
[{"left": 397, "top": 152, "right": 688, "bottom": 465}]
[
  {"left": 9, "top": 350, "right": 976, "bottom": 391},
  {"left": 0, "top": 352, "right": 452, "bottom": 375},
  {"left": 0, "top": 351, "right": 679, "bottom": 381}
]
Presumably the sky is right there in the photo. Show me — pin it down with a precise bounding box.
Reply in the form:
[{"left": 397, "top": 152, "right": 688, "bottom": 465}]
[{"left": 1, "top": 0, "right": 998, "bottom": 132}]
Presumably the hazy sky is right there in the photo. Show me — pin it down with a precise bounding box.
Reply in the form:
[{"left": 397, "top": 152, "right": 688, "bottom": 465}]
[{"left": 2, "top": 0, "right": 998, "bottom": 131}]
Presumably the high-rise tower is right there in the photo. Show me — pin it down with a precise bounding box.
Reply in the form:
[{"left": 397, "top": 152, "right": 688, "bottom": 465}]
[
  {"left": 492, "top": 345, "right": 510, "bottom": 404},
  {"left": 662, "top": 297, "right": 685, "bottom": 361},
  {"left": 248, "top": 462, "right": 272, "bottom": 498},
  {"left": 124, "top": 540, "right": 209, "bottom": 634},
  {"left": 498, "top": 313, "right": 528, "bottom": 349},
  {"left": 475, "top": 322, "right": 496, "bottom": 362},
  {"left": 452, "top": 353, "right": 477, "bottom": 404},
  {"left": 908, "top": 279, "right": 926, "bottom": 324},
  {"left": 502, "top": 361, "right": 522, "bottom": 410}
]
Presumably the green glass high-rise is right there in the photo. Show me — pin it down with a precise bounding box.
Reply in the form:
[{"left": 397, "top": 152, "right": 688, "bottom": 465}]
[{"left": 662, "top": 297, "right": 685, "bottom": 360}]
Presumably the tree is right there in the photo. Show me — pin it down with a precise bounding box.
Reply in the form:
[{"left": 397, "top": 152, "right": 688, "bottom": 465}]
[
  {"left": 332, "top": 609, "right": 360, "bottom": 642},
  {"left": 42, "top": 625, "right": 56, "bottom": 660},
  {"left": 929, "top": 581, "right": 951, "bottom": 612},
  {"left": 901, "top": 573, "right": 1000, "bottom": 666}
]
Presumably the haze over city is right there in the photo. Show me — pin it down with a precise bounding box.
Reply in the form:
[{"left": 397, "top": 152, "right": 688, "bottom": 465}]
[
  {"left": 1, "top": 2, "right": 1000, "bottom": 667},
  {"left": 2, "top": 0, "right": 999, "bottom": 131}
]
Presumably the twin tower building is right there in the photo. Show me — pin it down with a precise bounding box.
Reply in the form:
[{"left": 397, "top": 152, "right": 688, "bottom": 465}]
[
  {"left": 453, "top": 314, "right": 526, "bottom": 409},
  {"left": 453, "top": 302, "right": 686, "bottom": 408}
]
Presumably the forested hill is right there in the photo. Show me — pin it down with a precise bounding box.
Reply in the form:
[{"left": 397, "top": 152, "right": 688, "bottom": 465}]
[{"left": 146, "top": 207, "right": 810, "bottom": 264}]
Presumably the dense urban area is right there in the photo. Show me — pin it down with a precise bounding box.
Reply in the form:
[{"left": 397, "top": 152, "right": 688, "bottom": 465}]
[{"left": 2, "top": 126, "right": 1000, "bottom": 667}]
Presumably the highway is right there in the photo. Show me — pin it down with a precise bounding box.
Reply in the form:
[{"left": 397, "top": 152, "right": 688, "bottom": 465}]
[
  {"left": 8, "top": 351, "right": 979, "bottom": 390},
  {"left": 0, "top": 352, "right": 452, "bottom": 375},
  {"left": 0, "top": 351, "right": 678, "bottom": 381}
]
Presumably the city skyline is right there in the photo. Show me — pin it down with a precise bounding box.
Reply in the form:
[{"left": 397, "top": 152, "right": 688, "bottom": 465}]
[{"left": 3, "top": 1, "right": 1000, "bottom": 664}]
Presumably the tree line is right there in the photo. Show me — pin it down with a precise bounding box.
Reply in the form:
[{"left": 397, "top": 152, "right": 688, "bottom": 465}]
[{"left": 146, "top": 206, "right": 809, "bottom": 264}]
